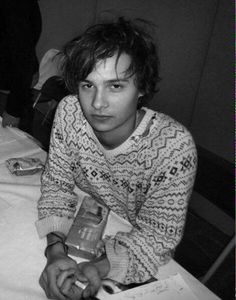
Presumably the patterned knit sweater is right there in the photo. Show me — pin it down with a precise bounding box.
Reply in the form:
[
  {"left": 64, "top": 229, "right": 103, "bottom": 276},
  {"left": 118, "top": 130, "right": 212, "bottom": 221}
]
[{"left": 36, "top": 95, "right": 197, "bottom": 284}]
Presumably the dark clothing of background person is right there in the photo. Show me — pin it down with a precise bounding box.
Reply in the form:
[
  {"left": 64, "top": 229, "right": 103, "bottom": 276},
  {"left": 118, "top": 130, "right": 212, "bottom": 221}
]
[{"left": 0, "top": 0, "right": 42, "bottom": 125}]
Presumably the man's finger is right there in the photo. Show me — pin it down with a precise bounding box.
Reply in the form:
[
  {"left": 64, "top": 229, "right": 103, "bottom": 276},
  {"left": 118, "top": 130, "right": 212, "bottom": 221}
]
[
  {"left": 47, "top": 269, "right": 67, "bottom": 300},
  {"left": 57, "top": 268, "right": 75, "bottom": 288},
  {"left": 60, "top": 277, "right": 74, "bottom": 295},
  {"left": 81, "top": 265, "right": 101, "bottom": 296},
  {"left": 60, "top": 278, "right": 83, "bottom": 299},
  {"left": 39, "top": 274, "right": 51, "bottom": 299}
]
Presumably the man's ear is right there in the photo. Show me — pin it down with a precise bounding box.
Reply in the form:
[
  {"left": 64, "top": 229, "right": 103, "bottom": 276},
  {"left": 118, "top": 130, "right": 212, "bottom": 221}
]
[
  {"left": 138, "top": 92, "right": 144, "bottom": 98},
  {"left": 137, "top": 93, "right": 144, "bottom": 107}
]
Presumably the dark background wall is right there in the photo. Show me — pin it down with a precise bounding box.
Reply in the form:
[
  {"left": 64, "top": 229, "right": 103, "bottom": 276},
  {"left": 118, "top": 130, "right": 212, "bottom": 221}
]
[{"left": 189, "top": 0, "right": 234, "bottom": 162}]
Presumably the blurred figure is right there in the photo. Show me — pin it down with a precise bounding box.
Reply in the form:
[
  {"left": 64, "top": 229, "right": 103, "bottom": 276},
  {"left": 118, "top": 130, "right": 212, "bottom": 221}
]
[{"left": 0, "top": 0, "right": 42, "bottom": 130}]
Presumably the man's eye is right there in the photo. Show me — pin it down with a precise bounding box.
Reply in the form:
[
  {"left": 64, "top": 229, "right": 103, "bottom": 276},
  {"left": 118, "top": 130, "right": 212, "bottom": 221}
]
[
  {"left": 110, "top": 84, "right": 122, "bottom": 90},
  {"left": 81, "top": 83, "right": 93, "bottom": 89}
]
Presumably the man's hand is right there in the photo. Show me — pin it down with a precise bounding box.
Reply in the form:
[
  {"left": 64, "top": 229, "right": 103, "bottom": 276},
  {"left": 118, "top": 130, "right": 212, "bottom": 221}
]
[
  {"left": 2, "top": 111, "right": 20, "bottom": 128},
  {"left": 39, "top": 246, "right": 77, "bottom": 300},
  {"left": 57, "top": 263, "right": 101, "bottom": 299},
  {"left": 57, "top": 257, "right": 110, "bottom": 299},
  {"left": 56, "top": 268, "right": 85, "bottom": 300}
]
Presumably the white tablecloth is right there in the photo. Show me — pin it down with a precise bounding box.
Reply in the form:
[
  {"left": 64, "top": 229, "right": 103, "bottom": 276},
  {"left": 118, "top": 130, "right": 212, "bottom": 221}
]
[
  {"left": 0, "top": 125, "right": 220, "bottom": 300},
  {"left": 0, "top": 125, "right": 47, "bottom": 300}
]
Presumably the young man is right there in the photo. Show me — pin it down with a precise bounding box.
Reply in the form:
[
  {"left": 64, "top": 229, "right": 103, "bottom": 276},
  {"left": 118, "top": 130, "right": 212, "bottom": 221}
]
[{"left": 36, "top": 18, "right": 197, "bottom": 300}]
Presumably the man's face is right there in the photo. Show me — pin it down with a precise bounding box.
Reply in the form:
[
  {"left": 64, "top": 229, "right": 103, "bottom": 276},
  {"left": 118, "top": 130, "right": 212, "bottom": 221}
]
[{"left": 78, "top": 53, "right": 142, "bottom": 148}]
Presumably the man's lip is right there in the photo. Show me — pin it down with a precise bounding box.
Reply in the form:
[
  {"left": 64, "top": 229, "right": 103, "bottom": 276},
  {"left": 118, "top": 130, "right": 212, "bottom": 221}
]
[{"left": 92, "top": 114, "right": 111, "bottom": 119}]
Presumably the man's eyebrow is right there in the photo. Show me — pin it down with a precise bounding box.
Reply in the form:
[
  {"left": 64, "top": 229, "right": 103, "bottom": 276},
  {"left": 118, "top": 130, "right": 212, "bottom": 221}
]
[
  {"left": 80, "top": 79, "right": 91, "bottom": 83},
  {"left": 106, "top": 78, "right": 130, "bottom": 83},
  {"left": 80, "top": 77, "right": 130, "bottom": 84}
]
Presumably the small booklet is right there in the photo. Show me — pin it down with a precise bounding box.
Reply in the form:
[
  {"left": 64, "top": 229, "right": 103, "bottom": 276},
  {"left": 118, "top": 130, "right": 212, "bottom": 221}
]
[{"left": 66, "top": 197, "right": 109, "bottom": 259}]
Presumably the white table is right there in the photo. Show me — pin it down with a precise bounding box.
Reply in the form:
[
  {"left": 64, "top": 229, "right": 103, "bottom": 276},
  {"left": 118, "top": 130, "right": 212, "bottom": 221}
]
[{"left": 0, "top": 124, "right": 220, "bottom": 300}]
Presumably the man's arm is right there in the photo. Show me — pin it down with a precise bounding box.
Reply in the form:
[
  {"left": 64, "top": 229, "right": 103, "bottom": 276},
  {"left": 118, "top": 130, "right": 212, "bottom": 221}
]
[
  {"left": 44, "top": 232, "right": 67, "bottom": 258},
  {"left": 39, "top": 231, "right": 78, "bottom": 300},
  {"left": 36, "top": 97, "right": 81, "bottom": 299},
  {"left": 36, "top": 97, "right": 79, "bottom": 238},
  {"left": 103, "top": 130, "right": 198, "bottom": 284}
]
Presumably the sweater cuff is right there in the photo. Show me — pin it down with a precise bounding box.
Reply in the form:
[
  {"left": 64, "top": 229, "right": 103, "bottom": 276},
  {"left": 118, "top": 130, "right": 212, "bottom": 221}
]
[
  {"left": 105, "top": 238, "right": 129, "bottom": 283},
  {"left": 35, "top": 215, "right": 73, "bottom": 238}
]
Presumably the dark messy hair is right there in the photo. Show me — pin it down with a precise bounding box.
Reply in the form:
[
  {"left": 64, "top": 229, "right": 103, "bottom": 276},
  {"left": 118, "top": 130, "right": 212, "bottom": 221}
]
[{"left": 61, "top": 17, "right": 160, "bottom": 106}]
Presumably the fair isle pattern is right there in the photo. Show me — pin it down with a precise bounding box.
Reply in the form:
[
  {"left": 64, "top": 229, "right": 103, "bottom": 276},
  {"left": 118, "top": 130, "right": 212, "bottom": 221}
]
[{"left": 37, "top": 95, "right": 197, "bottom": 284}]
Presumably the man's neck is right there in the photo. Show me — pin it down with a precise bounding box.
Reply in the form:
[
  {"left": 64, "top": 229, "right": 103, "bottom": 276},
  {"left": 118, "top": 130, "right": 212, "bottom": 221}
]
[
  {"left": 94, "top": 122, "right": 134, "bottom": 150},
  {"left": 94, "top": 110, "right": 144, "bottom": 150}
]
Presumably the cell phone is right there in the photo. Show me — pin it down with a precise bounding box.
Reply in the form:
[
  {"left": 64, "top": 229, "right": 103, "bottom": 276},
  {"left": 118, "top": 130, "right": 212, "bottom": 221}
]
[{"left": 66, "top": 197, "right": 109, "bottom": 259}]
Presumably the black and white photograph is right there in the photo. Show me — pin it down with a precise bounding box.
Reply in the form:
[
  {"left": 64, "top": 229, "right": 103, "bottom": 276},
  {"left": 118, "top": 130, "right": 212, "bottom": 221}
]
[{"left": 0, "top": 1, "right": 234, "bottom": 299}]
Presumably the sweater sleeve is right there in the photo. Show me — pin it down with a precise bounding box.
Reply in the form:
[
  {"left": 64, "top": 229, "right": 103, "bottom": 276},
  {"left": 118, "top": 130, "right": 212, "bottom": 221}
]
[
  {"left": 35, "top": 98, "right": 79, "bottom": 238},
  {"left": 105, "top": 129, "right": 197, "bottom": 284}
]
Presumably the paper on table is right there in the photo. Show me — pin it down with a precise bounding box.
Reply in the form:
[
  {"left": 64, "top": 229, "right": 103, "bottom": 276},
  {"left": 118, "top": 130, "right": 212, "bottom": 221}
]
[
  {"left": 104, "top": 210, "right": 133, "bottom": 236},
  {"left": 97, "top": 274, "right": 199, "bottom": 300}
]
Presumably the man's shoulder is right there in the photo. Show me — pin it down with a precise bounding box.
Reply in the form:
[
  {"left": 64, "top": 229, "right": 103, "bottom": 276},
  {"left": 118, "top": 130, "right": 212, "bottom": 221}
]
[
  {"left": 152, "top": 110, "right": 193, "bottom": 138},
  {"left": 55, "top": 95, "right": 86, "bottom": 143},
  {"left": 57, "top": 95, "right": 85, "bottom": 124},
  {"left": 58, "top": 95, "right": 81, "bottom": 112},
  {"left": 144, "top": 109, "right": 195, "bottom": 150}
]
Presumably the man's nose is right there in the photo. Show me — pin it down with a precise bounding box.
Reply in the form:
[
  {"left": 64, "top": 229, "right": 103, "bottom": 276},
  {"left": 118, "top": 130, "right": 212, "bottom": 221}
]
[{"left": 92, "top": 89, "right": 108, "bottom": 110}]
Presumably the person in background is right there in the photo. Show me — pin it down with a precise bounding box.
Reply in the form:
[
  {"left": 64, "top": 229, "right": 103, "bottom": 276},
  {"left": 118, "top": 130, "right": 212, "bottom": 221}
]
[
  {"left": 0, "top": 0, "right": 42, "bottom": 130},
  {"left": 36, "top": 17, "right": 197, "bottom": 300}
]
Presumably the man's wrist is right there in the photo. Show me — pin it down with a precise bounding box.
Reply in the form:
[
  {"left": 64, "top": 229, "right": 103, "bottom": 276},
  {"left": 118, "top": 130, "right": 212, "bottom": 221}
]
[
  {"left": 45, "top": 232, "right": 68, "bottom": 258},
  {"left": 93, "top": 255, "right": 110, "bottom": 279},
  {"left": 47, "top": 231, "right": 66, "bottom": 244}
]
